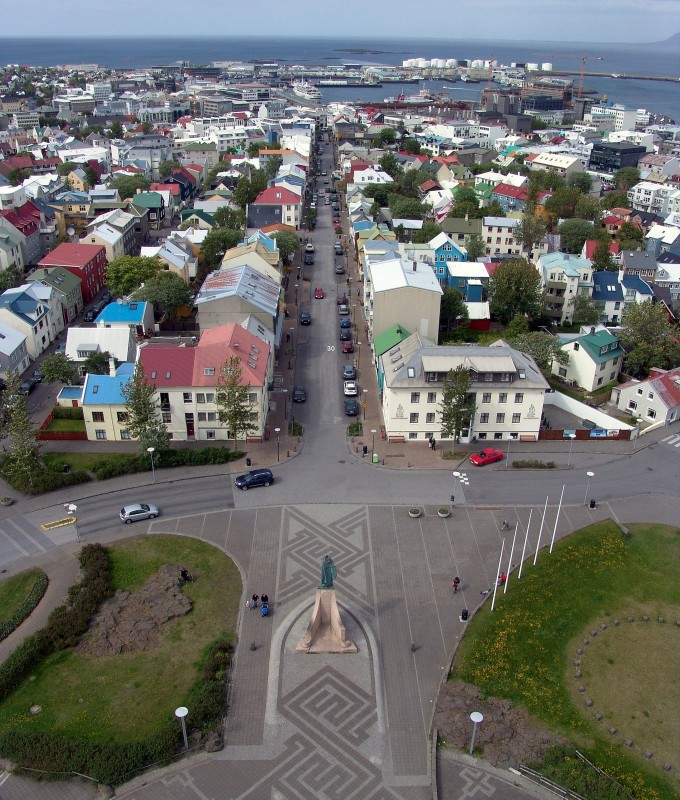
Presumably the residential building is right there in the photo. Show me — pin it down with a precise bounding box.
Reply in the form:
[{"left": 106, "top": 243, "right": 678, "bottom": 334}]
[
  {"left": 65, "top": 326, "right": 138, "bottom": 375},
  {"left": 85, "top": 208, "right": 138, "bottom": 256},
  {"left": 653, "top": 262, "right": 680, "bottom": 302},
  {"left": 537, "top": 252, "right": 594, "bottom": 325},
  {"left": 95, "top": 300, "right": 155, "bottom": 336},
  {"left": 610, "top": 366, "right": 680, "bottom": 427},
  {"left": 0, "top": 321, "right": 30, "bottom": 379},
  {"left": 591, "top": 270, "right": 653, "bottom": 323},
  {"left": 481, "top": 217, "right": 523, "bottom": 258},
  {"left": 552, "top": 327, "right": 624, "bottom": 391},
  {"left": 132, "top": 192, "right": 166, "bottom": 229},
  {"left": 37, "top": 242, "right": 107, "bottom": 304},
  {"left": 83, "top": 223, "right": 126, "bottom": 262},
  {"left": 0, "top": 282, "right": 61, "bottom": 358},
  {"left": 527, "top": 152, "right": 585, "bottom": 177},
  {"left": 627, "top": 182, "right": 680, "bottom": 216},
  {"left": 247, "top": 186, "right": 301, "bottom": 230},
  {"left": 31, "top": 267, "right": 83, "bottom": 324},
  {"left": 0, "top": 218, "right": 25, "bottom": 271},
  {"left": 0, "top": 200, "right": 45, "bottom": 265},
  {"left": 81, "top": 362, "right": 136, "bottom": 442},
  {"left": 379, "top": 334, "right": 548, "bottom": 443},
  {"left": 620, "top": 250, "right": 657, "bottom": 280}
]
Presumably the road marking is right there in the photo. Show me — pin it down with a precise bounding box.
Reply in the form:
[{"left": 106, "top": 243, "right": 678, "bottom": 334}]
[
  {"left": 0, "top": 770, "right": 10, "bottom": 786},
  {"left": 41, "top": 516, "right": 76, "bottom": 531},
  {"left": 661, "top": 434, "right": 680, "bottom": 447}
]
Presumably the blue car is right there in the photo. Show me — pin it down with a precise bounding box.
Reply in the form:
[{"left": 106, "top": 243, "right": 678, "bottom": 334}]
[{"left": 340, "top": 318, "right": 351, "bottom": 328}]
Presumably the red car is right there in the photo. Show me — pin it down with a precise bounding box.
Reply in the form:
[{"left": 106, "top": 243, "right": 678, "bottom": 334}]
[
  {"left": 314, "top": 287, "right": 324, "bottom": 299},
  {"left": 469, "top": 448, "right": 504, "bottom": 467},
  {"left": 342, "top": 341, "right": 354, "bottom": 353}
]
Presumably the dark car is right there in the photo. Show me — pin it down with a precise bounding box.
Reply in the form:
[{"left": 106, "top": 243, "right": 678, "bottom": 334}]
[
  {"left": 336, "top": 294, "right": 348, "bottom": 305},
  {"left": 292, "top": 385, "right": 307, "bottom": 403},
  {"left": 234, "top": 468, "right": 274, "bottom": 491},
  {"left": 84, "top": 309, "right": 95, "bottom": 322},
  {"left": 19, "top": 380, "right": 33, "bottom": 396},
  {"left": 30, "top": 371, "right": 43, "bottom": 385},
  {"left": 342, "top": 364, "right": 356, "bottom": 380},
  {"left": 101, "top": 290, "right": 111, "bottom": 304},
  {"left": 304, "top": 252, "right": 314, "bottom": 265},
  {"left": 339, "top": 329, "right": 351, "bottom": 341},
  {"left": 344, "top": 399, "right": 360, "bottom": 416},
  {"left": 300, "top": 309, "right": 312, "bottom": 325},
  {"left": 334, "top": 243, "right": 343, "bottom": 255},
  {"left": 340, "top": 318, "right": 351, "bottom": 328}
]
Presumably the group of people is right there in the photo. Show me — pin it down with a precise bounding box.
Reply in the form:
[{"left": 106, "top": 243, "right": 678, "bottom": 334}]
[{"left": 248, "top": 593, "right": 269, "bottom": 611}]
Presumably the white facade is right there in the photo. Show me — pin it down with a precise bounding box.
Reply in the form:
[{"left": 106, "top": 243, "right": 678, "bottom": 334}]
[
  {"left": 627, "top": 182, "right": 680, "bottom": 216},
  {"left": 588, "top": 104, "right": 637, "bottom": 132}
]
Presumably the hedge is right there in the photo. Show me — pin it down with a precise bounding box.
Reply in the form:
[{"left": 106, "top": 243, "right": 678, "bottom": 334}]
[
  {"left": 92, "top": 446, "right": 243, "bottom": 481},
  {"left": 512, "top": 460, "right": 556, "bottom": 469},
  {"left": 0, "top": 465, "right": 90, "bottom": 496},
  {"left": 0, "top": 571, "right": 48, "bottom": 642}
]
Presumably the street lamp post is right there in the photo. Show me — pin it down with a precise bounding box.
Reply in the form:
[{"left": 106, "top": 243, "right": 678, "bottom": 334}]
[
  {"left": 147, "top": 446, "right": 156, "bottom": 483},
  {"left": 362, "top": 388, "right": 368, "bottom": 420},
  {"left": 371, "top": 428, "right": 377, "bottom": 459},
  {"left": 274, "top": 427, "right": 281, "bottom": 462},
  {"left": 356, "top": 341, "right": 361, "bottom": 368},
  {"left": 175, "top": 706, "right": 189, "bottom": 750},
  {"left": 282, "top": 389, "right": 288, "bottom": 420},
  {"left": 64, "top": 503, "right": 80, "bottom": 543},
  {"left": 584, "top": 471, "right": 594, "bottom": 506},
  {"left": 505, "top": 437, "right": 511, "bottom": 470},
  {"left": 566, "top": 433, "right": 576, "bottom": 467},
  {"left": 469, "top": 711, "right": 483, "bottom": 755},
  {"left": 452, "top": 471, "right": 460, "bottom": 504}
]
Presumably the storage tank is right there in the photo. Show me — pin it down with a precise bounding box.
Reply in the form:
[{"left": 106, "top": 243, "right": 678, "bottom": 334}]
[
  {"left": 471, "top": 59, "right": 484, "bottom": 69},
  {"left": 402, "top": 59, "right": 414, "bottom": 68},
  {"left": 446, "top": 59, "right": 458, "bottom": 68},
  {"left": 526, "top": 63, "right": 539, "bottom": 71},
  {"left": 432, "top": 59, "right": 446, "bottom": 69},
  {"left": 416, "top": 58, "right": 429, "bottom": 68},
  {"left": 541, "top": 62, "right": 553, "bottom": 71}
]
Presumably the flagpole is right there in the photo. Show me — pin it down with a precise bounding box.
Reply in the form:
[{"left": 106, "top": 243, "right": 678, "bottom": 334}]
[
  {"left": 549, "top": 485, "right": 565, "bottom": 553},
  {"left": 533, "top": 496, "right": 549, "bottom": 566},
  {"left": 491, "top": 537, "right": 505, "bottom": 612},
  {"left": 518, "top": 508, "right": 532, "bottom": 580}
]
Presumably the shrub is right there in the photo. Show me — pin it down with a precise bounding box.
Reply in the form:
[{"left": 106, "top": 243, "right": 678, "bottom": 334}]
[
  {"left": 0, "top": 464, "right": 90, "bottom": 495},
  {"left": 0, "top": 571, "right": 48, "bottom": 642},
  {"left": 347, "top": 421, "right": 362, "bottom": 436},
  {"left": 511, "top": 460, "right": 556, "bottom": 469}
]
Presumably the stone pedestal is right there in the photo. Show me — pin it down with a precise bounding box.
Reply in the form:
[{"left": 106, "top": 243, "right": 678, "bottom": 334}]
[{"left": 295, "top": 589, "right": 357, "bottom": 654}]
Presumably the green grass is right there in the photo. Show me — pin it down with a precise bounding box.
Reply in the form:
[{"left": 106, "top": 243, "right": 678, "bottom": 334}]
[
  {"left": 0, "top": 536, "right": 241, "bottom": 743},
  {"left": 43, "top": 452, "right": 135, "bottom": 473},
  {"left": 452, "top": 522, "right": 680, "bottom": 800},
  {"left": 0, "top": 569, "right": 45, "bottom": 624},
  {"left": 41, "top": 419, "right": 86, "bottom": 433}
]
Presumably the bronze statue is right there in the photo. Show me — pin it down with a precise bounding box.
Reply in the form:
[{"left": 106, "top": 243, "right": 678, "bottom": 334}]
[{"left": 318, "top": 554, "right": 337, "bottom": 589}]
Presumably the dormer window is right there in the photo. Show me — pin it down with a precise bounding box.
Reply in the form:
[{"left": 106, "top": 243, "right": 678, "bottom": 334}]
[{"left": 204, "top": 367, "right": 215, "bottom": 376}]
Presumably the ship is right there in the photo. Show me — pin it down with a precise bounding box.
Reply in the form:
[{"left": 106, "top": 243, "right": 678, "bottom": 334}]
[{"left": 292, "top": 80, "right": 322, "bottom": 101}]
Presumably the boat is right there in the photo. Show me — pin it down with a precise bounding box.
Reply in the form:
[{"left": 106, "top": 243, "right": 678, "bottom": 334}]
[
  {"left": 292, "top": 80, "right": 322, "bottom": 101},
  {"left": 460, "top": 74, "right": 480, "bottom": 83}
]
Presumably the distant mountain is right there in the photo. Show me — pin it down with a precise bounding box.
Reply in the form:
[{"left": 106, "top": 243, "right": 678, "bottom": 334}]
[{"left": 653, "top": 32, "right": 680, "bottom": 47}]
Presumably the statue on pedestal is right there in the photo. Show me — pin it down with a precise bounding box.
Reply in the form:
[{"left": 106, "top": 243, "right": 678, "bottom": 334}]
[{"left": 318, "top": 554, "right": 337, "bottom": 589}]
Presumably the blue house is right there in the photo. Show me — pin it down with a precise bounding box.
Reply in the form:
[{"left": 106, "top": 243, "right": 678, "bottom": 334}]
[
  {"left": 95, "top": 300, "right": 154, "bottom": 335},
  {"left": 445, "top": 262, "right": 490, "bottom": 300},
  {"left": 428, "top": 232, "right": 468, "bottom": 282}
]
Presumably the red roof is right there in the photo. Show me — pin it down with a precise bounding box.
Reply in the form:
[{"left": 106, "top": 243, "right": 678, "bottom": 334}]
[
  {"left": 3, "top": 155, "right": 33, "bottom": 171},
  {"left": 149, "top": 182, "right": 180, "bottom": 196},
  {"left": 0, "top": 208, "right": 39, "bottom": 237},
  {"left": 644, "top": 367, "right": 680, "bottom": 410},
  {"left": 139, "top": 345, "right": 196, "bottom": 388},
  {"left": 601, "top": 215, "right": 623, "bottom": 226},
  {"left": 419, "top": 179, "right": 440, "bottom": 192},
  {"left": 583, "top": 239, "right": 620, "bottom": 259},
  {"left": 34, "top": 157, "right": 61, "bottom": 167},
  {"left": 492, "top": 183, "right": 527, "bottom": 200},
  {"left": 253, "top": 186, "right": 300, "bottom": 205},
  {"left": 38, "top": 242, "right": 105, "bottom": 268}
]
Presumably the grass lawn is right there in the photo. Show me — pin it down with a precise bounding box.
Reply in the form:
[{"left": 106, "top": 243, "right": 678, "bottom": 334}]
[
  {"left": 43, "top": 452, "right": 136, "bottom": 473},
  {"left": 452, "top": 521, "right": 680, "bottom": 799},
  {"left": 0, "top": 569, "right": 45, "bottom": 624},
  {"left": 41, "top": 419, "right": 87, "bottom": 433},
  {"left": 0, "top": 536, "right": 241, "bottom": 742}
]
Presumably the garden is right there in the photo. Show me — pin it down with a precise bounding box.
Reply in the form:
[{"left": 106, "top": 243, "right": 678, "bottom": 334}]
[
  {"left": 0, "top": 535, "right": 241, "bottom": 785},
  {"left": 449, "top": 521, "right": 680, "bottom": 800}
]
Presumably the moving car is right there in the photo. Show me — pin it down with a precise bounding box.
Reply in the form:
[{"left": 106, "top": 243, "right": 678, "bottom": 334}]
[
  {"left": 84, "top": 309, "right": 95, "bottom": 322},
  {"left": 342, "top": 364, "right": 356, "bottom": 380},
  {"left": 292, "top": 385, "right": 307, "bottom": 403},
  {"left": 300, "top": 309, "right": 312, "bottom": 325},
  {"left": 334, "top": 263, "right": 345, "bottom": 274},
  {"left": 338, "top": 304, "right": 349, "bottom": 315},
  {"left": 305, "top": 242, "right": 315, "bottom": 253},
  {"left": 339, "top": 317, "right": 351, "bottom": 328},
  {"left": 120, "top": 503, "right": 159, "bottom": 524},
  {"left": 339, "top": 329, "right": 351, "bottom": 341},
  {"left": 344, "top": 399, "right": 360, "bottom": 416},
  {"left": 469, "top": 448, "right": 504, "bottom": 467},
  {"left": 342, "top": 341, "right": 354, "bottom": 353},
  {"left": 234, "top": 468, "right": 274, "bottom": 491},
  {"left": 314, "top": 287, "right": 324, "bottom": 299},
  {"left": 343, "top": 381, "right": 358, "bottom": 396}
]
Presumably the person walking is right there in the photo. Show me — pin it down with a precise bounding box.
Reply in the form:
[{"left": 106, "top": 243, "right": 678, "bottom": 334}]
[
  {"left": 251, "top": 593, "right": 259, "bottom": 609},
  {"left": 452, "top": 576, "right": 460, "bottom": 594},
  {"left": 261, "top": 593, "right": 269, "bottom": 606}
]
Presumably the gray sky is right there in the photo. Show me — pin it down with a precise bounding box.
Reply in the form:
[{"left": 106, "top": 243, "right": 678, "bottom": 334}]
[{"left": 1, "top": 0, "right": 678, "bottom": 42}]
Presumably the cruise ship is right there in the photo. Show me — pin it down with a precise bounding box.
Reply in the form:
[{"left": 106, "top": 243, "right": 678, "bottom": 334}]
[{"left": 292, "top": 80, "right": 322, "bottom": 101}]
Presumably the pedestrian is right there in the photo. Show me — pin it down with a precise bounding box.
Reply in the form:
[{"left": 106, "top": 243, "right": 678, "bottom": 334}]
[
  {"left": 431, "top": 437, "right": 436, "bottom": 451},
  {"left": 261, "top": 593, "right": 269, "bottom": 605},
  {"left": 251, "top": 593, "right": 259, "bottom": 609},
  {"left": 498, "top": 573, "right": 506, "bottom": 587},
  {"left": 452, "top": 576, "right": 460, "bottom": 594},
  {"left": 501, "top": 518, "right": 509, "bottom": 530}
]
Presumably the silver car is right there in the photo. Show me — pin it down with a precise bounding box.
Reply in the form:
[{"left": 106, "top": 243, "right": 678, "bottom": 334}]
[{"left": 120, "top": 503, "right": 159, "bottom": 524}]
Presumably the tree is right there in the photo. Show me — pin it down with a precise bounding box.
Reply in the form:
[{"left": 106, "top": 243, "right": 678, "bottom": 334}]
[
  {"left": 214, "top": 355, "right": 257, "bottom": 450},
  {"left": 211, "top": 206, "right": 245, "bottom": 231},
  {"left": 504, "top": 315, "right": 530, "bottom": 339},
  {"left": 573, "top": 195, "right": 601, "bottom": 223},
  {"left": 616, "top": 221, "right": 644, "bottom": 251},
  {"left": 2, "top": 372, "right": 42, "bottom": 491},
  {"left": 506, "top": 331, "right": 569, "bottom": 376},
  {"left": 158, "top": 160, "right": 180, "bottom": 179},
  {"left": 8, "top": 168, "right": 31, "bottom": 185},
  {"left": 489, "top": 259, "right": 545, "bottom": 324},
  {"left": 619, "top": 302, "right": 680, "bottom": 377},
  {"left": 388, "top": 196, "right": 427, "bottom": 220},
  {"left": 600, "top": 191, "right": 630, "bottom": 211},
  {"left": 485, "top": 200, "right": 506, "bottom": 218},
  {"left": 439, "top": 288, "right": 469, "bottom": 334},
  {"left": 544, "top": 187, "right": 581, "bottom": 221},
  {"left": 132, "top": 271, "right": 194, "bottom": 319},
  {"left": 513, "top": 215, "right": 546, "bottom": 258},
  {"left": 82, "top": 350, "right": 112, "bottom": 376},
  {"left": 591, "top": 239, "right": 617, "bottom": 272},
  {"left": 246, "top": 140, "right": 269, "bottom": 157},
  {"left": 39, "top": 353, "right": 81, "bottom": 385},
  {"left": 377, "top": 127, "right": 397, "bottom": 146},
  {"left": 106, "top": 255, "right": 162, "bottom": 297},
  {"left": 566, "top": 172, "right": 593, "bottom": 194},
  {"left": 122, "top": 362, "right": 170, "bottom": 454},
  {"left": 571, "top": 294, "right": 604, "bottom": 327},
  {"left": 108, "top": 120, "right": 124, "bottom": 139},
  {"left": 57, "top": 161, "right": 78, "bottom": 176},
  {"left": 272, "top": 230, "right": 300, "bottom": 263},
  {"left": 466, "top": 234, "right": 486, "bottom": 261},
  {"left": 232, "top": 171, "right": 267, "bottom": 209},
  {"left": 413, "top": 222, "right": 442, "bottom": 244},
  {"left": 141, "top": 121, "right": 153, "bottom": 135},
  {"left": 109, "top": 175, "right": 150, "bottom": 200},
  {"left": 615, "top": 167, "right": 640, "bottom": 192},
  {"left": 378, "top": 152, "right": 402, "bottom": 179},
  {"left": 403, "top": 138, "right": 421, "bottom": 154},
  {"left": 558, "top": 218, "right": 595, "bottom": 254},
  {"left": 84, "top": 164, "right": 99, "bottom": 188},
  {"left": 439, "top": 366, "right": 476, "bottom": 442},
  {"left": 0, "top": 266, "right": 23, "bottom": 293},
  {"left": 201, "top": 228, "right": 244, "bottom": 268},
  {"left": 454, "top": 186, "right": 478, "bottom": 206}
]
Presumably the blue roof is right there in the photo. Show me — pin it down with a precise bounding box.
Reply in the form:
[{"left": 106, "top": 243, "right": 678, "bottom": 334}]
[
  {"left": 621, "top": 274, "right": 653, "bottom": 295},
  {"left": 592, "top": 272, "right": 623, "bottom": 301},
  {"left": 242, "top": 231, "right": 276, "bottom": 252},
  {"left": 82, "top": 362, "right": 134, "bottom": 406},
  {"left": 94, "top": 301, "right": 148, "bottom": 325}
]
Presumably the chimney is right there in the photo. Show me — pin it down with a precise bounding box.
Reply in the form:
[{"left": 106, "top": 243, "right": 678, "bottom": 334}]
[{"left": 108, "top": 356, "right": 116, "bottom": 376}]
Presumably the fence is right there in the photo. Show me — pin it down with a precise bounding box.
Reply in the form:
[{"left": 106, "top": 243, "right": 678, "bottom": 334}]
[{"left": 36, "top": 412, "right": 88, "bottom": 441}]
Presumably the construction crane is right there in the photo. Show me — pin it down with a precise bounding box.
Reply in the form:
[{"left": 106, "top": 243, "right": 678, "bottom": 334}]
[{"left": 532, "top": 51, "right": 596, "bottom": 98}]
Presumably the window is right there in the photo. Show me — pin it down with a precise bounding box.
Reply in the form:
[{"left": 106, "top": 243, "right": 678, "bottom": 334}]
[
  {"left": 514, "top": 393, "right": 523, "bottom": 404},
  {"left": 162, "top": 412, "right": 171, "bottom": 423},
  {"left": 203, "top": 367, "right": 215, "bottom": 376},
  {"left": 559, "top": 367, "right": 567, "bottom": 377},
  {"left": 120, "top": 430, "right": 131, "bottom": 440},
  {"left": 183, "top": 392, "right": 192, "bottom": 403},
  {"left": 197, "top": 393, "right": 205, "bottom": 403},
  {"left": 426, "top": 412, "right": 435, "bottom": 424},
  {"left": 648, "top": 392, "right": 654, "bottom": 400},
  {"left": 613, "top": 356, "right": 619, "bottom": 366},
  {"left": 482, "top": 392, "right": 491, "bottom": 403},
  {"left": 610, "top": 372, "right": 616, "bottom": 380},
  {"left": 95, "top": 429, "right": 107, "bottom": 440},
  {"left": 205, "top": 393, "right": 215, "bottom": 403},
  {"left": 512, "top": 413, "right": 521, "bottom": 423},
  {"left": 408, "top": 431, "right": 418, "bottom": 439},
  {"left": 485, "top": 373, "right": 493, "bottom": 382},
  {"left": 627, "top": 400, "right": 637, "bottom": 411},
  {"left": 494, "top": 432, "right": 503, "bottom": 440},
  {"left": 496, "top": 413, "right": 505, "bottom": 423},
  {"left": 498, "top": 392, "right": 507, "bottom": 404},
  {"left": 206, "top": 430, "right": 216, "bottom": 440},
  {"left": 427, "top": 392, "right": 436, "bottom": 403},
  {"left": 636, "top": 388, "right": 643, "bottom": 395},
  {"left": 479, "top": 413, "right": 489, "bottom": 423},
  {"left": 409, "top": 413, "right": 419, "bottom": 424},
  {"left": 92, "top": 412, "right": 104, "bottom": 422},
  {"left": 198, "top": 412, "right": 207, "bottom": 422},
  {"left": 116, "top": 412, "right": 128, "bottom": 423},
  {"left": 597, "top": 377, "right": 603, "bottom": 386},
  {"left": 647, "top": 408, "right": 656, "bottom": 419},
  {"left": 574, "top": 342, "right": 580, "bottom": 351},
  {"left": 411, "top": 392, "right": 420, "bottom": 403},
  {"left": 248, "top": 393, "right": 257, "bottom": 404}
]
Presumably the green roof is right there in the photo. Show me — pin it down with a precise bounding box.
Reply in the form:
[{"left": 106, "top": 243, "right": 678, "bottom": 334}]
[
  {"left": 31, "top": 267, "right": 82, "bottom": 295},
  {"left": 180, "top": 209, "right": 214, "bottom": 225},
  {"left": 132, "top": 192, "right": 163, "bottom": 209},
  {"left": 181, "top": 142, "right": 217, "bottom": 151},
  {"left": 578, "top": 330, "right": 623, "bottom": 364},
  {"left": 374, "top": 323, "right": 412, "bottom": 357}
]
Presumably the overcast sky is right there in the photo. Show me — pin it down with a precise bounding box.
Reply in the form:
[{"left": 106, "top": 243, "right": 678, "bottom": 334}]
[{"left": 1, "top": 0, "right": 677, "bottom": 42}]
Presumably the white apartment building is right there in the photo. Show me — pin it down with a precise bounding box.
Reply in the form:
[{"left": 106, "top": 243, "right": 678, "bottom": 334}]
[
  {"left": 628, "top": 182, "right": 680, "bottom": 216},
  {"left": 588, "top": 104, "right": 637, "bottom": 132},
  {"left": 85, "top": 82, "right": 112, "bottom": 101},
  {"left": 481, "top": 217, "right": 523, "bottom": 258},
  {"left": 538, "top": 252, "right": 594, "bottom": 326}
]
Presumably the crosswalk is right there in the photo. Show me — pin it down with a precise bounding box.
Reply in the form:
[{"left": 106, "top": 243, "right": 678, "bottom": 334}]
[
  {"left": 661, "top": 433, "right": 680, "bottom": 449},
  {"left": 0, "top": 509, "right": 76, "bottom": 570}
]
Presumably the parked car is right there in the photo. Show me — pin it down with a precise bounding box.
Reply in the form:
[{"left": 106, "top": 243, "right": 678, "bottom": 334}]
[
  {"left": 234, "top": 468, "right": 274, "bottom": 491},
  {"left": 101, "top": 290, "right": 111, "bottom": 304},
  {"left": 338, "top": 304, "right": 349, "bottom": 315},
  {"left": 305, "top": 243, "right": 315, "bottom": 253},
  {"left": 84, "top": 309, "right": 95, "bottom": 322},
  {"left": 343, "top": 380, "right": 358, "bottom": 396},
  {"left": 342, "top": 341, "right": 354, "bottom": 353},
  {"left": 31, "top": 371, "right": 43, "bottom": 384},
  {"left": 334, "top": 242, "right": 343, "bottom": 255},
  {"left": 314, "top": 287, "right": 324, "bottom": 299},
  {"left": 292, "top": 385, "right": 307, "bottom": 403},
  {"left": 334, "top": 263, "right": 345, "bottom": 274},
  {"left": 339, "top": 329, "right": 351, "bottom": 341},
  {"left": 339, "top": 318, "right": 351, "bottom": 328},
  {"left": 55, "top": 342, "right": 66, "bottom": 354},
  {"left": 304, "top": 252, "right": 314, "bottom": 265},
  {"left": 19, "top": 380, "right": 33, "bottom": 396},
  {"left": 336, "top": 294, "right": 348, "bottom": 305},
  {"left": 342, "top": 364, "right": 356, "bottom": 380},
  {"left": 469, "top": 448, "right": 504, "bottom": 467},
  {"left": 300, "top": 309, "right": 312, "bottom": 325},
  {"left": 344, "top": 399, "right": 360, "bottom": 416},
  {"left": 120, "top": 503, "right": 159, "bottom": 524}
]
